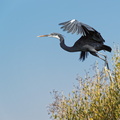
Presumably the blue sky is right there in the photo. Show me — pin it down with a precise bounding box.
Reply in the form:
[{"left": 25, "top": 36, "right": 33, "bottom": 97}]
[{"left": 0, "top": 0, "right": 120, "bottom": 120}]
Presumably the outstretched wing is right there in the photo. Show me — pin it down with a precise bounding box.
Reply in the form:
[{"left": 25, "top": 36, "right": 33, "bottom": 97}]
[
  {"left": 59, "top": 19, "right": 105, "bottom": 42},
  {"left": 59, "top": 19, "right": 95, "bottom": 36}
]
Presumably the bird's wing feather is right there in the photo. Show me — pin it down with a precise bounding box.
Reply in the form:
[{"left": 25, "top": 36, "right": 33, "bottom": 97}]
[
  {"left": 59, "top": 19, "right": 105, "bottom": 42},
  {"left": 59, "top": 19, "right": 95, "bottom": 36},
  {"left": 80, "top": 51, "right": 89, "bottom": 61}
]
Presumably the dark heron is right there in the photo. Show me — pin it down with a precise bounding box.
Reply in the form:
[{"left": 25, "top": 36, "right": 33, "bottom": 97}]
[{"left": 37, "top": 19, "right": 111, "bottom": 68}]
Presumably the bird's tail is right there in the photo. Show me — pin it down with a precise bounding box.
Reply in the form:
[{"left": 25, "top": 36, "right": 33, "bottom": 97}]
[
  {"left": 79, "top": 51, "right": 89, "bottom": 61},
  {"left": 102, "top": 45, "right": 112, "bottom": 52}
]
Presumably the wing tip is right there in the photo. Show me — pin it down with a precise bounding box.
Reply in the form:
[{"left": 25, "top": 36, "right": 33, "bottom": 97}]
[
  {"left": 59, "top": 19, "right": 76, "bottom": 25},
  {"left": 70, "top": 19, "right": 76, "bottom": 23}
]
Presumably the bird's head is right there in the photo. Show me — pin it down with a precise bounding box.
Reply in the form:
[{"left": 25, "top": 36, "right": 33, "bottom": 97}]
[{"left": 37, "top": 33, "right": 64, "bottom": 40}]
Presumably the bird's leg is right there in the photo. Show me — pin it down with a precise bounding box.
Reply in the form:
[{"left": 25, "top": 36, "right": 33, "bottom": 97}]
[
  {"left": 95, "top": 55, "right": 106, "bottom": 62},
  {"left": 97, "top": 52, "right": 109, "bottom": 69},
  {"left": 104, "top": 57, "right": 110, "bottom": 70},
  {"left": 90, "top": 52, "right": 105, "bottom": 60},
  {"left": 97, "top": 52, "right": 107, "bottom": 59},
  {"left": 90, "top": 52, "right": 110, "bottom": 69}
]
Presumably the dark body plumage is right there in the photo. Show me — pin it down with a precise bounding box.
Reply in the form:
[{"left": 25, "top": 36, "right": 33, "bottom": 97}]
[
  {"left": 38, "top": 19, "right": 112, "bottom": 62},
  {"left": 59, "top": 19, "right": 111, "bottom": 61},
  {"left": 72, "top": 35, "right": 111, "bottom": 61}
]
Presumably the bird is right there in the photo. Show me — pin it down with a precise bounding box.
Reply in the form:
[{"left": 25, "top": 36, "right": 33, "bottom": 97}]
[{"left": 37, "top": 19, "right": 111, "bottom": 65}]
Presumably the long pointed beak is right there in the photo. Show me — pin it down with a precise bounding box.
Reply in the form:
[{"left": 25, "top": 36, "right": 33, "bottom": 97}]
[{"left": 37, "top": 35, "right": 49, "bottom": 37}]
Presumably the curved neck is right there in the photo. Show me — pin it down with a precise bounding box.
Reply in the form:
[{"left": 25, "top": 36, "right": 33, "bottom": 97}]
[{"left": 59, "top": 37, "right": 78, "bottom": 52}]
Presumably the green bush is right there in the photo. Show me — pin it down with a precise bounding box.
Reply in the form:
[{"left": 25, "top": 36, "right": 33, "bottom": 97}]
[{"left": 48, "top": 47, "right": 120, "bottom": 120}]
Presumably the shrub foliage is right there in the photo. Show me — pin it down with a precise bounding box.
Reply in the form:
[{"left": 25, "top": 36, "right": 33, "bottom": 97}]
[{"left": 48, "top": 48, "right": 120, "bottom": 120}]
